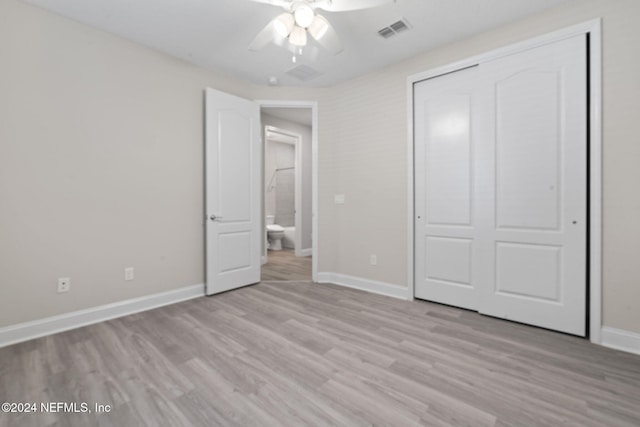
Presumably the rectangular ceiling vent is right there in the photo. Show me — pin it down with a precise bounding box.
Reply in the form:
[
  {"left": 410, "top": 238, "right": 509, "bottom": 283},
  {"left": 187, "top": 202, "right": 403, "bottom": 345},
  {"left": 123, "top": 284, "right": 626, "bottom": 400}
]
[
  {"left": 378, "top": 18, "right": 411, "bottom": 39},
  {"left": 285, "top": 64, "right": 321, "bottom": 81}
]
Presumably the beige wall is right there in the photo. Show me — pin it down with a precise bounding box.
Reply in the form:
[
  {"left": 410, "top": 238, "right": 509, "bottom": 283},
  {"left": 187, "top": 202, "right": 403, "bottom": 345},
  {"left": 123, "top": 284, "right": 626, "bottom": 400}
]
[
  {"left": 318, "top": 0, "right": 640, "bottom": 333},
  {"left": 0, "top": 0, "right": 322, "bottom": 327},
  {"left": 2, "top": 0, "right": 639, "bottom": 337},
  {"left": 0, "top": 0, "right": 234, "bottom": 326},
  {"left": 0, "top": 0, "right": 236, "bottom": 326}
]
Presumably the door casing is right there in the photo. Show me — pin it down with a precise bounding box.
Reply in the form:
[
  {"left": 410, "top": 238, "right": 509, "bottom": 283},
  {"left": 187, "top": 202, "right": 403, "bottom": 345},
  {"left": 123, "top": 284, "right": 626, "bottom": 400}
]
[{"left": 257, "top": 100, "right": 319, "bottom": 283}]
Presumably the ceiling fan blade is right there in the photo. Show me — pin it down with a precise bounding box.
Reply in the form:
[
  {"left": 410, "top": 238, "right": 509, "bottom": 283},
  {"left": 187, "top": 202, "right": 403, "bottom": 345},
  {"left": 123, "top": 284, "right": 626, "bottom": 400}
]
[
  {"left": 313, "top": 0, "right": 395, "bottom": 12},
  {"left": 248, "top": 20, "right": 278, "bottom": 51},
  {"left": 248, "top": 0, "right": 291, "bottom": 8},
  {"left": 310, "top": 18, "right": 343, "bottom": 55}
]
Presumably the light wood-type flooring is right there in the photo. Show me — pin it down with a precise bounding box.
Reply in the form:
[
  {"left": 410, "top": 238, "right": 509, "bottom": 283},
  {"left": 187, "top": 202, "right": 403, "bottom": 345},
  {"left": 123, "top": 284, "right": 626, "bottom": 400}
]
[
  {"left": 1, "top": 281, "right": 640, "bottom": 426},
  {"left": 261, "top": 249, "right": 311, "bottom": 281}
]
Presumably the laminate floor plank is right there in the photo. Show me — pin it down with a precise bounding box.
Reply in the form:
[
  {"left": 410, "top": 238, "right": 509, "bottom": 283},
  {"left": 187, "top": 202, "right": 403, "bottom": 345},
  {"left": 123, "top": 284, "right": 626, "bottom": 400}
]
[
  {"left": 261, "top": 250, "right": 311, "bottom": 281},
  {"left": 1, "top": 280, "right": 639, "bottom": 427},
  {"left": 323, "top": 347, "right": 497, "bottom": 427}
]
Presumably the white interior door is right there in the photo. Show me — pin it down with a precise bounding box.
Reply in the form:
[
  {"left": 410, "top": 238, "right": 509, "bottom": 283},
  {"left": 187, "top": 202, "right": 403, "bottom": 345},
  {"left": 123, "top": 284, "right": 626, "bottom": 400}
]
[
  {"left": 414, "top": 35, "right": 587, "bottom": 336},
  {"left": 414, "top": 67, "right": 480, "bottom": 310},
  {"left": 205, "top": 88, "right": 261, "bottom": 295},
  {"left": 477, "top": 35, "right": 587, "bottom": 336}
]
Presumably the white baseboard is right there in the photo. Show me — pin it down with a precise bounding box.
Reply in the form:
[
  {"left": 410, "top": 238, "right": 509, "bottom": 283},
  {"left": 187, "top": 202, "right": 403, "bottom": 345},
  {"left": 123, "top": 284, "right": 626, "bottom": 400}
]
[
  {"left": 298, "top": 248, "right": 312, "bottom": 257},
  {"left": 0, "top": 283, "right": 204, "bottom": 348},
  {"left": 317, "top": 272, "right": 410, "bottom": 300},
  {"left": 601, "top": 326, "right": 640, "bottom": 356}
]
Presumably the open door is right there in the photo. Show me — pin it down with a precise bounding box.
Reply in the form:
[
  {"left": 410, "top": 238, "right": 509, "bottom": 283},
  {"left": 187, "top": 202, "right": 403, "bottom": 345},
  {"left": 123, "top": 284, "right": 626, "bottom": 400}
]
[{"left": 205, "top": 88, "right": 261, "bottom": 295}]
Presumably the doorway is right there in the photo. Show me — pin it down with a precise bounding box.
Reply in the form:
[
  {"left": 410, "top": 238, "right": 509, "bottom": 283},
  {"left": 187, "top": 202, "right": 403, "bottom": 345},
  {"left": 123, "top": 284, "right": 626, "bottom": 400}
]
[
  {"left": 264, "top": 126, "right": 302, "bottom": 256},
  {"left": 259, "top": 102, "right": 317, "bottom": 282},
  {"left": 204, "top": 93, "right": 318, "bottom": 295}
]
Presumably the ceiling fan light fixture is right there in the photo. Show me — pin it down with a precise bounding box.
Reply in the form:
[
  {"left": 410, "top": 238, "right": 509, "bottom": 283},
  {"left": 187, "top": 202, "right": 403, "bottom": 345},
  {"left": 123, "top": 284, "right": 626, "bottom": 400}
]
[
  {"left": 293, "top": 3, "right": 315, "bottom": 28},
  {"left": 289, "top": 25, "right": 307, "bottom": 46},
  {"left": 308, "top": 14, "right": 329, "bottom": 40},
  {"left": 274, "top": 13, "right": 295, "bottom": 37}
]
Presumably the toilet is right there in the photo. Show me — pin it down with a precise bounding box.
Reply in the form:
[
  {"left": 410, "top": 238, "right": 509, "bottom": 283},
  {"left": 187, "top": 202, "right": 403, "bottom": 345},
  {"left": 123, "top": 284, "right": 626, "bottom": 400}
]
[{"left": 266, "top": 215, "right": 284, "bottom": 251}]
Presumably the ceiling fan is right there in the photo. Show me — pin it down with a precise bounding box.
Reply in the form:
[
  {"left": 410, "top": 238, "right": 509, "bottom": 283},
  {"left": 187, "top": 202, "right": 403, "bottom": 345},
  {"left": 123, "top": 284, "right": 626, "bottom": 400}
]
[{"left": 248, "top": 0, "right": 395, "bottom": 57}]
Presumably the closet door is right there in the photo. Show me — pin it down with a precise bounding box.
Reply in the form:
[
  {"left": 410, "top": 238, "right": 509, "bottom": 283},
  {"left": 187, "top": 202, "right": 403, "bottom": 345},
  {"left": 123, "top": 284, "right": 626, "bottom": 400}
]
[
  {"left": 414, "top": 67, "right": 480, "bottom": 310},
  {"left": 477, "top": 35, "right": 587, "bottom": 336},
  {"left": 413, "top": 35, "right": 587, "bottom": 336}
]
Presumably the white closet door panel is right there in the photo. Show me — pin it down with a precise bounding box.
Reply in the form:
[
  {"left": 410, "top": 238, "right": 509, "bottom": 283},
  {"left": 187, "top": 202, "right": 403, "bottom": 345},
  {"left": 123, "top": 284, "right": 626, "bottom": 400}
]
[
  {"left": 478, "top": 35, "right": 587, "bottom": 336},
  {"left": 496, "top": 70, "right": 560, "bottom": 230},
  {"left": 495, "top": 243, "right": 561, "bottom": 302},
  {"left": 414, "top": 67, "right": 479, "bottom": 310},
  {"left": 425, "top": 237, "right": 472, "bottom": 286},
  {"left": 425, "top": 94, "right": 472, "bottom": 226}
]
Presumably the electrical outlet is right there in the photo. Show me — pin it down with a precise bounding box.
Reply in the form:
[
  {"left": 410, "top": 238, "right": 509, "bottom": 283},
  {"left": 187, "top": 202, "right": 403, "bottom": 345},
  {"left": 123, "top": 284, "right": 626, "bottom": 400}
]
[
  {"left": 57, "top": 277, "right": 70, "bottom": 293},
  {"left": 124, "top": 267, "right": 135, "bottom": 281},
  {"left": 370, "top": 254, "right": 377, "bottom": 266}
]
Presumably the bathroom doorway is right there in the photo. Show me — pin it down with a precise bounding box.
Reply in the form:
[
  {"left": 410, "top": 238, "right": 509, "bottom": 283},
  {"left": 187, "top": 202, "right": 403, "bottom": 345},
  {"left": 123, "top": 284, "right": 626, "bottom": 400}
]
[
  {"left": 264, "top": 126, "right": 302, "bottom": 254},
  {"left": 260, "top": 102, "right": 316, "bottom": 282}
]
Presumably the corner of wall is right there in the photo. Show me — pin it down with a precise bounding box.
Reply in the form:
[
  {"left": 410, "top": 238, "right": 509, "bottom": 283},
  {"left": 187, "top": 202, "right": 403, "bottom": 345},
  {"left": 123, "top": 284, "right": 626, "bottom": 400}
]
[
  {"left": 317, "top": 272, "right": 410, "bottom": 300},
  {"left": 601, "top": 326, "right": 640, "bottom": 356}
]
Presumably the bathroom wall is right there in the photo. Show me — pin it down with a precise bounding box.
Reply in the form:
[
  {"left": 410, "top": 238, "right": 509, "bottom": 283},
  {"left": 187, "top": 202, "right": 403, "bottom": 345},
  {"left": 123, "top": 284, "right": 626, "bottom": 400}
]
[
  {"left": 273, "top": 143, "right": 295, "bottom": 227},
  {"left": 264, "top": 141, "right": 277, "bottom": 222},
  {"left": 265, "top": 141, "right": 295, "bottom": 227}
]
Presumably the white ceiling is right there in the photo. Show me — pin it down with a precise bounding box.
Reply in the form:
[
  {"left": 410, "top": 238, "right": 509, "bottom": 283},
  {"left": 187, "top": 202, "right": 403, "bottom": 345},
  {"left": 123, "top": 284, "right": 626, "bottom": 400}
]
[{"left": 21, "top": 0, "right": 570, "bottom": 87}]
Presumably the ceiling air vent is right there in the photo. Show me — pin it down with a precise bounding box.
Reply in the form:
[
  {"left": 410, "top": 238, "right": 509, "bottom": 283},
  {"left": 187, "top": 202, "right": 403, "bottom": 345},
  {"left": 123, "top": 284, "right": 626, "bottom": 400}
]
[
  {"left": 285, "top": 64, "right": 321, "bottom": 82},
  {"left": 378, "top": 18, "right": 411, "bottom": 39}
]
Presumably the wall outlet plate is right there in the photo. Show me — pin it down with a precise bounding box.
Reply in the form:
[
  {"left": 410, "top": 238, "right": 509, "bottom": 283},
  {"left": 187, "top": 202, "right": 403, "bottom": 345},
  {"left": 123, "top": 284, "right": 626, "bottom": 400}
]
[
  {"left": 125, "top": 267, "right": 134, "bottom": 281},
  {"left": 57, "top": 277, "right": 70, "bottom": 293}
]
